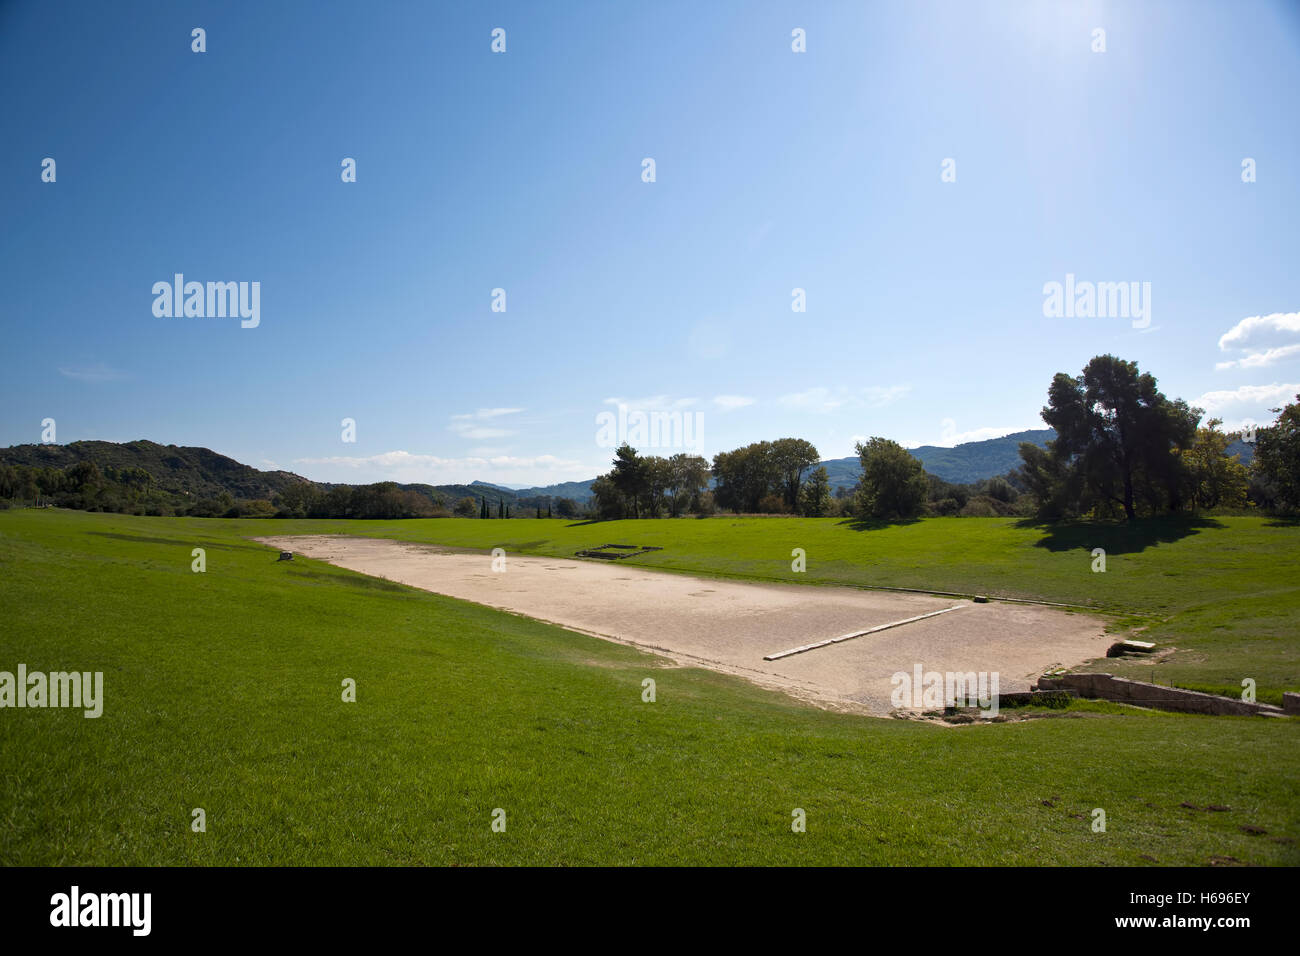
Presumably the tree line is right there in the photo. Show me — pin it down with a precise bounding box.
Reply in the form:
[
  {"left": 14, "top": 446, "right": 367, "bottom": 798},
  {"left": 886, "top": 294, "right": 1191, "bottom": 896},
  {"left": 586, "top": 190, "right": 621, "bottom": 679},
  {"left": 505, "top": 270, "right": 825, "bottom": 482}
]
[
  {"left": 5, "top": 355, "right": 1298, "bottom": 522},
  {"left": 584, "top": 355, "right": 1300, "bottom": 522}
]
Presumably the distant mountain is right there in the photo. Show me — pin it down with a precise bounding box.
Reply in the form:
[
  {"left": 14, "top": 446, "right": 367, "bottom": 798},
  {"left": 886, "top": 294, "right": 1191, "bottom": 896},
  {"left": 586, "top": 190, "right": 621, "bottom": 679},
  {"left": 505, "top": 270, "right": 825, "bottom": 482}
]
[
  {"left": 820, "top": 429, "right": 1057, "bottom": 488},
  {"left": 470, "top": 480, "right": 526, "bottom": 493},
  {"left": 1225, "top": 439, "right": 1255, "bottom": 466},
  {"left": 511, "top": 478, "right": 596, "bottom": 501}
]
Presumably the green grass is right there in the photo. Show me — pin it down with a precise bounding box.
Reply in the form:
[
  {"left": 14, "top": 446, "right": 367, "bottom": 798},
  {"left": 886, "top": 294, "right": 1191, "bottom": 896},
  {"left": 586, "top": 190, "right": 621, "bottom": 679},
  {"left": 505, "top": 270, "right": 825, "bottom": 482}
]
[{"left": 0, "top": 508, "right": 1296, "bottom": 866}]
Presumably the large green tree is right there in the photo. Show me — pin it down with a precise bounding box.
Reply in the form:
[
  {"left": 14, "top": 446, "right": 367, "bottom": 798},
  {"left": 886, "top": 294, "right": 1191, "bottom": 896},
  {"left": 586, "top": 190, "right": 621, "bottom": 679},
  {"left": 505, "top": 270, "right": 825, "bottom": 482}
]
[
  {"left": 609, "top": 444, "right": 649, "bottom": 517},
  {"left": 711, "top": 441, "right": 779, "bottom": 513},
  {"left": 1252, "top": 394, "right": 1300, "bottom": 513},
  {"left": 854, "top": 438, "right": 928, "bottom": 519},
  {"left": 1028, "top": 355, "right": 1198, "bottom": 520},
  {"left": 666, "top": 453, "right": 710, "bottom": 516},
  {"left": 770, "top": 438, "right": 821, "bottom": 511},
  {"left": 1182, "top": 419, "right": 1249, "bottom": 511}
]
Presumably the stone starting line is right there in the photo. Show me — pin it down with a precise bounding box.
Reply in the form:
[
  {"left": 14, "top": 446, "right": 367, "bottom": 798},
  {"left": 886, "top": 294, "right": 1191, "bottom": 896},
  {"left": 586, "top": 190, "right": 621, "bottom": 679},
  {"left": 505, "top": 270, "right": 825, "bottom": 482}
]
[{"left": 762, "top": 605, "right": 966, "bottom": 661}]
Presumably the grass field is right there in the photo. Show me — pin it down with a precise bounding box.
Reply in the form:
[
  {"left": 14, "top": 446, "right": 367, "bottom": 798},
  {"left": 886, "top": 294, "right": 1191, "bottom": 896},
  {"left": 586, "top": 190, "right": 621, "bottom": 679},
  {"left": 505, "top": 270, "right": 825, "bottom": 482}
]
[{"left": 1, "top": 508, "right": 1296, "bottom": 866}]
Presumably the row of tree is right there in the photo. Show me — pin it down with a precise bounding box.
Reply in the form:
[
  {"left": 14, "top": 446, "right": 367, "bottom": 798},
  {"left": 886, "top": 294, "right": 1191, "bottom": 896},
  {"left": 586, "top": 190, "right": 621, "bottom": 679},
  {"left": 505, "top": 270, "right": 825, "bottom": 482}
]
[
  {"left": 590, "top": 449, "right": 713, "bottom": 518},
  {"left": 583, "top": 356, "right": 1300, "bottom": 522}
]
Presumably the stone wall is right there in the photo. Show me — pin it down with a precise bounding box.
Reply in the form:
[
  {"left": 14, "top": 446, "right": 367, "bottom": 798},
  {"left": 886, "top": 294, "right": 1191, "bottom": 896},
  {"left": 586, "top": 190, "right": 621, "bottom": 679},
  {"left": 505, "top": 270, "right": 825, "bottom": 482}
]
[{"left": 1036, "top": 674, "right": 1287, "bottom": 717}]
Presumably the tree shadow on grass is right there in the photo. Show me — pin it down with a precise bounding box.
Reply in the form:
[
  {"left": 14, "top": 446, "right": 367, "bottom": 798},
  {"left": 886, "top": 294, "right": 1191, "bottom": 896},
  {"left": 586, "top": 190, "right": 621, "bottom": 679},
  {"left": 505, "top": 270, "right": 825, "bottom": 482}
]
[
  {"left": 1017, "top": 514, "right": 1226, "bottom": 554},
  {"left": 88, "top": 531, "right": 259, "bottom": 551},
  {"left": 837, "top": 516, "right": 924, "bottom": 531}
]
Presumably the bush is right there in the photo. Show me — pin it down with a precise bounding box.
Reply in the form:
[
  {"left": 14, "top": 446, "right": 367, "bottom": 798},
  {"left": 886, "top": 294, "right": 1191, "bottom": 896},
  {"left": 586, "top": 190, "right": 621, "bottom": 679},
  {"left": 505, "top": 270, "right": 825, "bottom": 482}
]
[
  {"left": 960, "top": 497, "right": 998, "bottom": 517},
  {"left": 933, "top": 497, "right": 961, "bottom": 516}
]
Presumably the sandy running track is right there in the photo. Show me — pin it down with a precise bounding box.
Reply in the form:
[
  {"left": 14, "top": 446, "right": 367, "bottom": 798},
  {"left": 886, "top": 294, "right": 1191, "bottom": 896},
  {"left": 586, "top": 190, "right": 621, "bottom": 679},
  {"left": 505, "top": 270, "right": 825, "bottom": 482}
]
[{"left": 257, "top": 535, "right": 1111, "bottom": 716}]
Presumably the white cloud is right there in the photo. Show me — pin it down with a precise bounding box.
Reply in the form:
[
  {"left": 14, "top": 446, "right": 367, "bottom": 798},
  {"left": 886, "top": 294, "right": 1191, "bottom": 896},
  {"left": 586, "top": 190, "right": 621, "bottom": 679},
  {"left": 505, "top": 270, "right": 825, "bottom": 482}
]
[
  {"left": 1216, "top": 311, "right": 1300, "bottom": 369},
  {"left": 777, "top": 385, "right": 910, "bottom": 413},
  {"left": 58, "top": 363, "right": 127, "bottom": 383},
  {"left": 1216, "top": 343, "right": 1300, "bottom": 370},
  {"left": 1192, "top": 383, "right": 1300, "bottom": 414},
  {"left": 292, "top": 450, "right": 593, "bottom": 486},
  {"left": 712, "top": 394, "right": 755, "bottom": 411}
]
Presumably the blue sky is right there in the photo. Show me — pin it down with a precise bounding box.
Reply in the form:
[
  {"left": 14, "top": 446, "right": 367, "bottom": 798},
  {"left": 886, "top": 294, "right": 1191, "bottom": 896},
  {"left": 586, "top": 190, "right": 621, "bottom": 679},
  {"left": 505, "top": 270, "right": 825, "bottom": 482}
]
[{"left": 2, "top": 0, "right": 1298, "bottom": 486}]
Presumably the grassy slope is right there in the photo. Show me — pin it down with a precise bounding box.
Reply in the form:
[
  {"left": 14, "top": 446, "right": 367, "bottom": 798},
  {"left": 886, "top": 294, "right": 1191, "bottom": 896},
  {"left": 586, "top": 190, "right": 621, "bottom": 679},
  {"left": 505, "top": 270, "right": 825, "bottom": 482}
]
[{"left": 0, "top": 509, "right": 1296, "bottom": 866}]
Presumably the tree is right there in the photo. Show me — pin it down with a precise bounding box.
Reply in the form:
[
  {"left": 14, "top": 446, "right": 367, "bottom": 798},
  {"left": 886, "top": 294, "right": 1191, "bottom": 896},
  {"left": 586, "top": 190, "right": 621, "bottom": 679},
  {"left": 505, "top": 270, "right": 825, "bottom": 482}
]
[
  {"left": 642, "top": 456, "right": 673, "bottom": 517},
  {"left": 590, "top": 475, "right": 625, "bottom": 518},
  {"left": 666, "top": 453, "right": 710, "bottom": 516},
  {"left": 799, "top": 466, "right": 832, "bottom": 517},
  {"left": 854, "top": 438, "right": 928, "bottom": 519},
  {"left": 609, "top": 444, "right": 649, "bottom": 517},
  {"left": 276, "top": 481, "right": 321, "bottom": 518},
  {"left": 1182, "top": 419, "right": 1249, "bottom": 511},
  {"left": 1252, "top": 394, "right": 1300, "bottom": 513},
  {"left": 1028, "top": 355, "right": 1199, "bottom": 520},
  {"left": 770, "top": 438, "right": 820, "bottom": 511},
  {"left": 454, "top": 496, "right": 477, "bottom": 517},
  {"left": 711, "top": 441, "right": 779, "bottom": 513}
]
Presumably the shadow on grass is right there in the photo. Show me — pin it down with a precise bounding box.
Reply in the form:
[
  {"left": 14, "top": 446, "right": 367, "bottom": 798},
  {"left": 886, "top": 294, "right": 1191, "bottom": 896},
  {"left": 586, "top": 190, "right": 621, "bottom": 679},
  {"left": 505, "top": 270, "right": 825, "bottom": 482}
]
[
  {"left": 88, "top": 531, "right": 261, "bottom": 550},
  {"left": 1017, "top": 515, "right": 1226, "bottom": 554},
  {"left": 837, "top": 517, "right": 923, "bottom": 531}
]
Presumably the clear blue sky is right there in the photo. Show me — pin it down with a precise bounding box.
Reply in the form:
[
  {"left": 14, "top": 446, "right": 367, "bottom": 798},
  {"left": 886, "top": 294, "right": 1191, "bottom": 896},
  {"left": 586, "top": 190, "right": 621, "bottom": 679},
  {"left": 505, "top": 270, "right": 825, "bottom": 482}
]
[{"left": 3, "top": 0, "right": 1298, "bottom": 486}]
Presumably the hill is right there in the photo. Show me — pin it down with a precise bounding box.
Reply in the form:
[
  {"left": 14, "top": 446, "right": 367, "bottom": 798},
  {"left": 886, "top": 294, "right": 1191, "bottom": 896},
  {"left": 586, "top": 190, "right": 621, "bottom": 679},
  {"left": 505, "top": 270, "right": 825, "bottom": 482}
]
[
  {"left": 0, "top": 439, "right": 310, "bottom": 500},
  {"left": 512, "top": 478, "right": 596, "bottom": 501},
  {"left": 818, "top": 429, "right": 1056, "bottom": 488}
]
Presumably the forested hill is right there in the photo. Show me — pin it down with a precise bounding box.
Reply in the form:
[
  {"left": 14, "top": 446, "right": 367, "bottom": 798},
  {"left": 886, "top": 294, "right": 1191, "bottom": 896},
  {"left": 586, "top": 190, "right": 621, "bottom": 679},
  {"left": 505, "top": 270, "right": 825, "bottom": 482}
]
[{"left": 0, "top": 440, "right": 310, "bottom": 500}]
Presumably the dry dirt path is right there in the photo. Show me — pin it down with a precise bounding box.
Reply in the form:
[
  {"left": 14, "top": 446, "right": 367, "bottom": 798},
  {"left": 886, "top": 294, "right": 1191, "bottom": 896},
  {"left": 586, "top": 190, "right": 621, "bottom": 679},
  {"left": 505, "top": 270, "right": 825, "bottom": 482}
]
[{"left": 257, "top": 535, "right": 1111, "bottom": 715}]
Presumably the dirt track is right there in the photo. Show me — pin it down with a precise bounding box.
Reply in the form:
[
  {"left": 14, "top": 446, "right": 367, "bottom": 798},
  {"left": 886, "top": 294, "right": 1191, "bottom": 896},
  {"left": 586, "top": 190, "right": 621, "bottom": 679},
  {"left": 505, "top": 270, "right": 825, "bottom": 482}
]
[{"left": 256, "top": 535, "right": 1111, "bottom": 715}]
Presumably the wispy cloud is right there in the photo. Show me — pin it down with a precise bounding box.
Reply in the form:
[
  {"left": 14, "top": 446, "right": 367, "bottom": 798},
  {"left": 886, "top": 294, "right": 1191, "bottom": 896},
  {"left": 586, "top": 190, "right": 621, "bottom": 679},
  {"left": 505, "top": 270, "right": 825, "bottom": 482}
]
[
  {"left": 712, "top": 394, "right": 755, "bottom": 411},
  {"left": 777, "top": 385, "right": 910, "bottom": 413},
  {"left": 448, "top": 407, "right": 525, "bottom": 440},
  {"left": 58, "top": 363, "right": 127, "bottom": 383},
  {"left": 1216, "top": 311, "right": 1300, "bottom": 369},
  {"left": 603, "top": 395, "right": 697, "bottom": 410}
]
